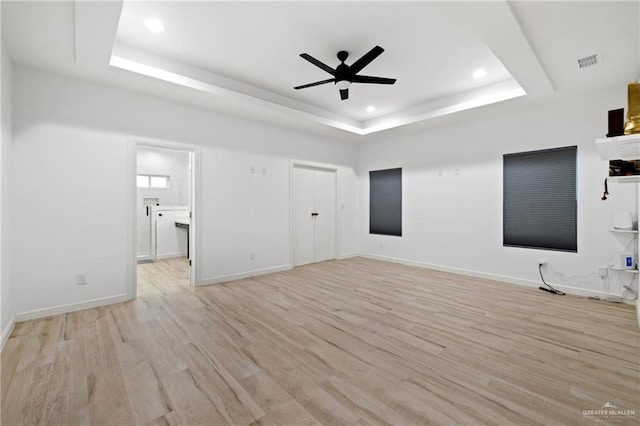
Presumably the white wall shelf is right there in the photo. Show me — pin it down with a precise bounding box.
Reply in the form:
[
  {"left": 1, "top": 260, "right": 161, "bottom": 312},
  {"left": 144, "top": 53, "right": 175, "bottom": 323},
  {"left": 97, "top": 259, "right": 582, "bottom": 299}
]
[
  {"left": 596, "top": 133, "right": 640, "bottom": 160},
  {"left": 610, "top": 267, "right": 639, "bottom": 274},
  {"left": 608, "top": 227, "right": 638, "bottom": 274}
]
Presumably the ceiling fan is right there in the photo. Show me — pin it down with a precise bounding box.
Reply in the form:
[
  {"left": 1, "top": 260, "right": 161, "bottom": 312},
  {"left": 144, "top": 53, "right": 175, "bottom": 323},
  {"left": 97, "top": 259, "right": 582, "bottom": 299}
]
[{"left": 294, "top": 46, "right": 396, "bottom": 100}]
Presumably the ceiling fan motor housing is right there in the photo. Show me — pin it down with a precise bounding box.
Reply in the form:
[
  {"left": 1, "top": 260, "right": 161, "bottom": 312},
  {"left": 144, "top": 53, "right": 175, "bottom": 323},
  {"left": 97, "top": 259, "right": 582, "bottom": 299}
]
[{"left": 335, "top": 62, "right": 351, "bottom": 85}]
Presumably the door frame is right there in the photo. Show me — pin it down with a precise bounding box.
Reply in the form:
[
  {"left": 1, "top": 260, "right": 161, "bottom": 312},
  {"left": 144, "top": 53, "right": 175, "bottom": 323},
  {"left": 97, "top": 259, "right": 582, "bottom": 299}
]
[
  {"left": 127, "top": 136, "right": 201, "bottom": 298},
  {"left": 289, "top": 160, "right": 341, "bottom": 267}
]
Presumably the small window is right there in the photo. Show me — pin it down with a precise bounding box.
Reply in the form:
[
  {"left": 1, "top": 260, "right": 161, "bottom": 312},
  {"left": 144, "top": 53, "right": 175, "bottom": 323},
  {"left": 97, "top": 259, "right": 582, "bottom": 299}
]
[
  {"left": 150, "top": 175, "right": 169, "bottom": 188},
  {"left": 136, "top": 175, "right": 149, "bottom": 188},
  {"left": 137, "top": 174, "right": 170, "bottom": 189}
]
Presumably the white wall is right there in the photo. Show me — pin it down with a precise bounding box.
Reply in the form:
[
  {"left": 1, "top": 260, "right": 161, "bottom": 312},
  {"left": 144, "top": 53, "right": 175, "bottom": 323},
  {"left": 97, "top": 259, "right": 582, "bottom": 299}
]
[
  {"left": 1, "top": 36, "right": 15, "bottom": 343},
  {"left": 137, "top": 147, "right": 190, "bottom": 206},
  {"left": 358, "top": 86, "right": 638, "bottom": 298},
  {"left": 15, "top": 61, "right": 635, "bottom": 321},
  {"left": 200, "top": 148, "right": 290, "bottom": 281},
  {"left": 11, "top": 65, "right": 358, "bottom": 317},
  {"left": 12, "top": 124, "right": 131, "bottom": 316}
]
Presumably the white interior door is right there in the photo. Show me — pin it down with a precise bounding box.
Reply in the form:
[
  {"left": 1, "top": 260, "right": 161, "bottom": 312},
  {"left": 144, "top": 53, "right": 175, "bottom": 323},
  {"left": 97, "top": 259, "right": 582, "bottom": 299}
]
[
  {"left": 313, "top": 169, "right": 335, "bottom": 262},
  {"left": 293, "top": 167, "right": 315, "bottom": 266},
  {"left": 292, "top": 166, "right": 335, "bottom": 266},
  {"left": 137, "top": 206, "right": 152, "bottom": 260}
]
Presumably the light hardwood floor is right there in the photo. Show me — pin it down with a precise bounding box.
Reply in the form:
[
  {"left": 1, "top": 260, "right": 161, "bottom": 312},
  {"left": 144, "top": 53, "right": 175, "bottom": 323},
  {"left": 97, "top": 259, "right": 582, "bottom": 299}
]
[{"left": 2, "top": 257, "right": 639, "bottom": 425}]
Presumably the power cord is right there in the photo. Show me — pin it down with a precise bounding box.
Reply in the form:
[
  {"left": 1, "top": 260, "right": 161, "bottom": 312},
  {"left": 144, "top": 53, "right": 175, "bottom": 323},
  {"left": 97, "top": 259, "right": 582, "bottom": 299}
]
[
  {"left": 538, "top": 264, "right": 566, "bottom": 295},
  {"left": 622, "top": 274, "right": 638, "bottom": 301},
  {"left": 541, "top": 263, "right": 636, "bottom": 301}
]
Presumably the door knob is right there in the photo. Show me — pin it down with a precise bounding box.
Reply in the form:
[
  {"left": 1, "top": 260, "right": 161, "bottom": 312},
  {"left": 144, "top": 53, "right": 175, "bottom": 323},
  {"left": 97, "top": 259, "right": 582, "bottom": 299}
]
[{"left": 311, "top": 212, "right": 319, "bottom": 217}]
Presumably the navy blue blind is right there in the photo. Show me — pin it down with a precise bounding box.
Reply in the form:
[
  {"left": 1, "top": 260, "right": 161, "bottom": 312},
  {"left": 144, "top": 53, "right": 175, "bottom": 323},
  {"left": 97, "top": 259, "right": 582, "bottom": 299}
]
[{"left": 503, "top": 146, "right": 577, "bottom": 252}]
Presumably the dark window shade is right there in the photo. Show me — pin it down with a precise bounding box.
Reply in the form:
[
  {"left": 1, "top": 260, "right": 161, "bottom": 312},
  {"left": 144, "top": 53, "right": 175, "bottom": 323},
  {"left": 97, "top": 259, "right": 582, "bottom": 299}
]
[
  {"left": 503, "top": 146, "right": 577, "bottom": 252},
  {"left": 370, "top": 168, "right": 402, "bottom": 236}
]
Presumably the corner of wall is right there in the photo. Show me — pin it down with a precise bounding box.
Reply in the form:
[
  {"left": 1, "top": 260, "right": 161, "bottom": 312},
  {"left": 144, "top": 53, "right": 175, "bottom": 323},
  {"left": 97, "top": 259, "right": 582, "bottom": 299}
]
[{"left": 1, "top": 26, "right": 16, "bottom": 342}]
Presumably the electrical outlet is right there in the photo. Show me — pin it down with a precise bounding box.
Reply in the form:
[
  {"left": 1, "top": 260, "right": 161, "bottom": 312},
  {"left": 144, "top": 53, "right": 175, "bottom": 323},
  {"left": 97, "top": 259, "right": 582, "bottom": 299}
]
[
  {"left": 249, "top": 252, "right": 255, "bottom": 261},
  {"left": 77, "top": 274, "right": 88, "bottom": 285},
  {"left": 597, "top": 266, "right": 608, "bottom": 278},
  {"left": 379, "top": 242, "right": 384, "bottom": 248},
  {"left": 537, "top": 258, "right": 547, "bottom": 266}
]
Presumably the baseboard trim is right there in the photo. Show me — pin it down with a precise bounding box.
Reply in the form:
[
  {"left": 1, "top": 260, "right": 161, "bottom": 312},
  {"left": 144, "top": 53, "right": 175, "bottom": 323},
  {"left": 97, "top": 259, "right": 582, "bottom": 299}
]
[
  {"left": 337, "top": 253, "right": 359, "bottom": 260},
  {"left": 1, "top": 315, "right": 16, "bottom": 352},
  {"left": 15, "top": 293, "right": 132, "bottom": 322},
  {"left": 155, "top": 253, "right": 187, "bottom": 260},
  {"left": 198, "top": 264, "right": 292, "bottom": 286},
  {"left": 357, "top": 253, "right": 635, "bottom": 304}
]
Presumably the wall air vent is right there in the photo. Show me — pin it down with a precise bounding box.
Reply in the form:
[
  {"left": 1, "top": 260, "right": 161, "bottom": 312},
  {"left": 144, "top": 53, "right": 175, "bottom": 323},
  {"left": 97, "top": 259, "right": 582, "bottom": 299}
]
[{"left": 577, "top": 52, "right": 602, "bottom": 69}]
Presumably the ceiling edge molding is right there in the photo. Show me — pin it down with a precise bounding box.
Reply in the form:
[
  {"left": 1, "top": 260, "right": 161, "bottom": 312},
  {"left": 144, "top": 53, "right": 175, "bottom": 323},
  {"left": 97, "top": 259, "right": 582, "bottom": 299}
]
[
  {"left": 111, "top": 43, "right": 365, "bottom": 134},
  {"left": 111, "top": 43, "right": 531, "bottom": 136},
  {"left": 361, "top": 80, "right": 526, "bottom": 135}
]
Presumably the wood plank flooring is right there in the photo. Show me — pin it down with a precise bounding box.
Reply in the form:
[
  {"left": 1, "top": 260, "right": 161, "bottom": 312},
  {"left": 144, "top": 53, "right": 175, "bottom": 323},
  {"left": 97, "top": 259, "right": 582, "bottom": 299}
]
[{"left": 2, "top": 257, "right": 639, "bottom": 425}]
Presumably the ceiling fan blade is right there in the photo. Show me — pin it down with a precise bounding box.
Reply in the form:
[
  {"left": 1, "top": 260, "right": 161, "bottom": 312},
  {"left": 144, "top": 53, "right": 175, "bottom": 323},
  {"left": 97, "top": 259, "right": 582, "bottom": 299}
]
[
  {"left": 349, "top": 46, "right": 384, "bottom": 74},
  {"left": 351, "top": 75, "right": 396, "bottom": 85},
  {"left": 339, "top": 88, "right": 349, "bottom": 100},
  {"left": 294, "top": 79, "right": 335, "bottom": 90},
  {"left": 299, "top": 53, "right": 336, "bottom": 75}
]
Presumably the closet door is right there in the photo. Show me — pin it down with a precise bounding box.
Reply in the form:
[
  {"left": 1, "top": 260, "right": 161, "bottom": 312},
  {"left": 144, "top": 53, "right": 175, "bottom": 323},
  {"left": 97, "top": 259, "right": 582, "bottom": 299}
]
[
  {"left": 313, "top": 169, "right": 335, "bottom": 262},
  {"left": 292, "top": 166, "right": 335, "bottom": 266},
  {"left": 292, "top": 167, "right": 315, "bottom": 266}
]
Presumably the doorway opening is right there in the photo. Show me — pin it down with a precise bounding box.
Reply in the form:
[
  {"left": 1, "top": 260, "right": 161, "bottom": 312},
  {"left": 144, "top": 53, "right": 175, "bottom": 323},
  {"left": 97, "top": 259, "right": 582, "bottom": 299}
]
[
  {"left": 132, "top": 139, "right": 198, "bottom": 295},
  {"left": 291, "top": 163, "right": 338, "bottom": 266}
]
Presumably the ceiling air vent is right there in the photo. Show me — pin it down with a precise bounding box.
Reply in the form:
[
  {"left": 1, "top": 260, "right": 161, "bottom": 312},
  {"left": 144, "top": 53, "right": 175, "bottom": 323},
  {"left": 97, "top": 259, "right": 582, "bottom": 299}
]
[{"left": 577, "top": 52, "right": 602, "bottom": 69}]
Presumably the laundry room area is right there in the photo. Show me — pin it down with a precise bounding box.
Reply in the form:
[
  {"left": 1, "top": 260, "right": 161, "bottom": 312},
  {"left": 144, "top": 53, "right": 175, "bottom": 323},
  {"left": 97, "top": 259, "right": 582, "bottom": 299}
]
[{"left": 136, "top": 146, "right": 191, "bottom": 283}]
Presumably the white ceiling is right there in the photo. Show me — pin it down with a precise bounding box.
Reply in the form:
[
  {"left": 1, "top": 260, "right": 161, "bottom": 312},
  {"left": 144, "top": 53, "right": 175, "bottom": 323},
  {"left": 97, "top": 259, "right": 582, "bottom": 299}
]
[{"left": 2, "top": 1, "right": 638, "bottom": 139}]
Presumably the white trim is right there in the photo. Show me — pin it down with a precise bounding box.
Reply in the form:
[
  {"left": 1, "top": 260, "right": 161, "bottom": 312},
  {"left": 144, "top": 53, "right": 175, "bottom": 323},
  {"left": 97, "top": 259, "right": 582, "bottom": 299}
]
[
  {"left": 337, "top": 252, "right": 359, "bottom": 260},
  {"left": 1, "top": 315, "right": 16, "bottom": 352},
  {"left": 130, "top": 136, "right": 201, "bottom": 289},
  {"left": 127, "top": 140, "right": 137, "bottom": 299},
  {"left": 357, "top": 253, "right": 636, "bottom": 305},
  {"left": 133, "top": 136, "right": 200, "bottom": 153},
  {"left": 14, "top": 294, "right": 131, "bottom": 322},
  {"left": 155, "top": 253, "right": 187, "bottom": 260},
  {"left": 198, "top": 264, "right": 292, "bottom": 286},
  {"left": 191, "top": 150, "right": 202, "bottom": 286}
]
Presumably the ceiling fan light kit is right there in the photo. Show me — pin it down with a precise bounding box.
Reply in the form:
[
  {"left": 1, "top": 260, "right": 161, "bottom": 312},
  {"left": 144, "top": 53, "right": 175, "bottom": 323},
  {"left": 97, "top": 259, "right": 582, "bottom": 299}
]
[{"left": 294, "top": 46, "right": 396, "bottom": 101}]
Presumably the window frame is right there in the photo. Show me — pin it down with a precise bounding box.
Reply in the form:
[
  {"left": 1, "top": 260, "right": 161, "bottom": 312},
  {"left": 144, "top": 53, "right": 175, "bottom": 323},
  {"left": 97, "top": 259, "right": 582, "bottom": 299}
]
[{"left": 136, "top": 174, "right": 170, "bottom": 189}]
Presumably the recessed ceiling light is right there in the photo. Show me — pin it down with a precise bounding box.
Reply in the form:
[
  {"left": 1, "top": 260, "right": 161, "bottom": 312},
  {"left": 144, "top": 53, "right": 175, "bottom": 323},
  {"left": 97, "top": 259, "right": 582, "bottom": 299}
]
[
  {"left": 472, "top": 69, "right": 488, "bottom": 79},
  {"left": 366, "top": 105, "right": 376, "bottom": 113},
  {"left": 144, "top": 18, "right": 166, "bottom": 33}
]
